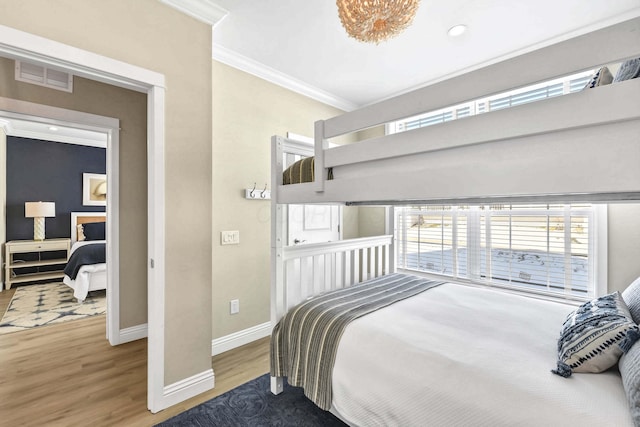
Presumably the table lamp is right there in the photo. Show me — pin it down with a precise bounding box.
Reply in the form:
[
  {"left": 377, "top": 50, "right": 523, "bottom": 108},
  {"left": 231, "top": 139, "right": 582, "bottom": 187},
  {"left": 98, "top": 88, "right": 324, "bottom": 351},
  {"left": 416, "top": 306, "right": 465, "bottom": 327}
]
[{"left": 25, "top": 201, "right": 55, "bottom": 241}]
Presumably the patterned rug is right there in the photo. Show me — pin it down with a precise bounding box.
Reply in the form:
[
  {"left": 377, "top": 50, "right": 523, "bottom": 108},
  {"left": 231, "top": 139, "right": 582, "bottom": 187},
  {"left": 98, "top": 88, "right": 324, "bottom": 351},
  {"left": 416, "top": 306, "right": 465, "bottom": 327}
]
[
  {"left": 0, "top": 282, "right": 106, "bottom": 334},
  {"left": 156, "top": 374, "right": 347, "bottom": 427}
]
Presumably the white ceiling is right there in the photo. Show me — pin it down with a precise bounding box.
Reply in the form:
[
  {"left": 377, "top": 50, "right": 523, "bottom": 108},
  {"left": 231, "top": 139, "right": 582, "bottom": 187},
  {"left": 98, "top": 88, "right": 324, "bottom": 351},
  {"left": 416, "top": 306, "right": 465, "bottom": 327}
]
[{"left": 210, "top": 0, "right": 640, "bottom": 110}]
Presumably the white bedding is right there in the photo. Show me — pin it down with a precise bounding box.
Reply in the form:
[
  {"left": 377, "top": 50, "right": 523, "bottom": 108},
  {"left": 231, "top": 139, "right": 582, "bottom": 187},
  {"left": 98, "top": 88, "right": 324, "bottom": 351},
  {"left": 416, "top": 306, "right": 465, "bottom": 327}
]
[
  {"left": 331, "top": 283, "right": 633, "bottom": 426},
  {"left": 62, "top": 240, "right": 106, "bottom": 302}
]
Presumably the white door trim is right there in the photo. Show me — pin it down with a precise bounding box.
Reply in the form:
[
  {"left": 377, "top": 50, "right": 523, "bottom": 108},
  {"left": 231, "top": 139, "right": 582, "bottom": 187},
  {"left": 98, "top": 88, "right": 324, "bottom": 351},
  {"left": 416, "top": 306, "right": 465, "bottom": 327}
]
[{"left": 0, "top": 24, "right": 170, "bottom": 413}]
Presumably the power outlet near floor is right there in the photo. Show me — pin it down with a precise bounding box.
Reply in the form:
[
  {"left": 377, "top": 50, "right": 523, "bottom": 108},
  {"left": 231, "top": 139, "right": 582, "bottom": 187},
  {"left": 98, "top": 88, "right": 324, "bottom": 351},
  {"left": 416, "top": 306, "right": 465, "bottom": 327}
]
[{"left": 230, "top": 299, "right": 240, "bottom": 315}]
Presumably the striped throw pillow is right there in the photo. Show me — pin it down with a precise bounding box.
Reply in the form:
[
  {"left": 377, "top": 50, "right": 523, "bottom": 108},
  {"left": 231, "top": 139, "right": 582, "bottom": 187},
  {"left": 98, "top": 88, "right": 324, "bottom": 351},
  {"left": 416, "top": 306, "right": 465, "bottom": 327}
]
[{"left": 552, "top": 292, "right": 640, "bottom": 378}]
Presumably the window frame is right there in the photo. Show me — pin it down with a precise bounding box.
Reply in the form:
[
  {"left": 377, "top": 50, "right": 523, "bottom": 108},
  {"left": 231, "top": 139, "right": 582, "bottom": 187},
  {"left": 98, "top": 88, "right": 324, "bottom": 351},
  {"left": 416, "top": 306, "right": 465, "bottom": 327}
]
[{"left": 395, "top": 204, "right": 607, "bottom": 302}]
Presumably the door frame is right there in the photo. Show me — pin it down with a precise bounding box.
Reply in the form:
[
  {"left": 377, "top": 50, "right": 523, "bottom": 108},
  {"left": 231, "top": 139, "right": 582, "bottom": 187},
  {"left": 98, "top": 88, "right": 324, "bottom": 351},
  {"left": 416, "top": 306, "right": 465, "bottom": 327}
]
[
  {"left": 0, "top": 25, "right": 168, "bottom": 412},
  {"left": 0, "top": 101, "right": 120, "bottom": 344}
]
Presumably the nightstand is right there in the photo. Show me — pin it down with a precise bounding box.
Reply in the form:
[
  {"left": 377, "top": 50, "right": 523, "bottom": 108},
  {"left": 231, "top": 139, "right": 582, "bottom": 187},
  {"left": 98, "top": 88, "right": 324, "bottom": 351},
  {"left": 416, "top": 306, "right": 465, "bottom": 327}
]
[{"left": 4, "top": 238, "right": 71, "bottom": 290}]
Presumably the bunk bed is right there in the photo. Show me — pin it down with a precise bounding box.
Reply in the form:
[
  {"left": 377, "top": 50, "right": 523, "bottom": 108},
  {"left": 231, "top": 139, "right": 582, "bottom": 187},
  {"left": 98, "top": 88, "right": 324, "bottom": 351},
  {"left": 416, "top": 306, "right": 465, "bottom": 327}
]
[{"left": 270, "top": 17, "right": 640, "bottom": 426}]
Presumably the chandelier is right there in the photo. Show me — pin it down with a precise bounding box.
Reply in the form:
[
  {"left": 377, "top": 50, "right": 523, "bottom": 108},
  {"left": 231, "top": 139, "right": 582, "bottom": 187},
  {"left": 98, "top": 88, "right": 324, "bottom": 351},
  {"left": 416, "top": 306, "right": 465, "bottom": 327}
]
[{"left": 336, "top": 0, "right": 420, "bottom": 44}]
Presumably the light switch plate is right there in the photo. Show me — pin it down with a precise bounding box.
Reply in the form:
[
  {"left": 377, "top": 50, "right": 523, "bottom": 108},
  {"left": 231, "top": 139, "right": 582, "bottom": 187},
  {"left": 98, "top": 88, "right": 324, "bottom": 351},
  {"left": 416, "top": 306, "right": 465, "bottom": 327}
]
[
  {"left": 221, "top": 230, "right": 240, "bottom": 245},
  {"left": 230, "top": 299, "right": 239, "bottom": 314}
]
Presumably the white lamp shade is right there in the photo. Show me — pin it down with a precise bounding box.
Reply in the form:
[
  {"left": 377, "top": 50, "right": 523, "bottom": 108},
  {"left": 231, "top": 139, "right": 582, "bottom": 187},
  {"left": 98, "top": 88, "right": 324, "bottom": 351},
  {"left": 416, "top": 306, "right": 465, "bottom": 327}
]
[{"left": 25, "top": 201, "right": 56, "bottom": 218}]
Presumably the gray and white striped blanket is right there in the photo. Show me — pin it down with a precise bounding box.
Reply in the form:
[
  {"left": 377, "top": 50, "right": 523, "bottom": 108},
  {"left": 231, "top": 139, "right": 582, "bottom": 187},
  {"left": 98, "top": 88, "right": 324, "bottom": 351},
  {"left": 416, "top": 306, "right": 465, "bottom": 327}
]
[{"left": 270, "top": 273, "right": 444, "bottom": 410}]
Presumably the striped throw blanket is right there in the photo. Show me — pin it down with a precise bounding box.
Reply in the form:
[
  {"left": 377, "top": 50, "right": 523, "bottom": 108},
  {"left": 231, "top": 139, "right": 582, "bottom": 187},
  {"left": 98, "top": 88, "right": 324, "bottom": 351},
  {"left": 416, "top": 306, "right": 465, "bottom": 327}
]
[{"left": 270, "top": 273, "right": 444, "bottom": 410}]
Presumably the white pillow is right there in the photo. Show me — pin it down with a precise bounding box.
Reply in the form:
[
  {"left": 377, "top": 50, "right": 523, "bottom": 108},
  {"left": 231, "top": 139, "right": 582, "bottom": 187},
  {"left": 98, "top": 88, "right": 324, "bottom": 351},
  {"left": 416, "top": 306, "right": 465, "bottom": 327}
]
[
  {"left": 623, "top": 277, "right": 640, "bottom": 324},
  {"left": 76, "top": 224, "right": 86, "bottom": 241}
]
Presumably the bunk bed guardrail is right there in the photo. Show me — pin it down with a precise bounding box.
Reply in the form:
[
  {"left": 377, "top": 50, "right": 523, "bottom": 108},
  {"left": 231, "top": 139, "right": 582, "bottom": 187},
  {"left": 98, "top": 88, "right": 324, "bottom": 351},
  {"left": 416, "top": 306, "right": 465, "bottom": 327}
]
[{"left": 271, "top": 234, "right": 394, "bottom": 323}]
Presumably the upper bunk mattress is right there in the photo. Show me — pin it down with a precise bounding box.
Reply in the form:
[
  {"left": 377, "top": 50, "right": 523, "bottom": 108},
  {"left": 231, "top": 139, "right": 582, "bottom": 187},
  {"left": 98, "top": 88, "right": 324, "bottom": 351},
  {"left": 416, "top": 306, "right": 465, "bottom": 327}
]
[
  {"left": 331, "top": 282, "right": 633, "bottom": 426},
  {"left": 282, "top": 156, "right": 332, "bottom": 185}
]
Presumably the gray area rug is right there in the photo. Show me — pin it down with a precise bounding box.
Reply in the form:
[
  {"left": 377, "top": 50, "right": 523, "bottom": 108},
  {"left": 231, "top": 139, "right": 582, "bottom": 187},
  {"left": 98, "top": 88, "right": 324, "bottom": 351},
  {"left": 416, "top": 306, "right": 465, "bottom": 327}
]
[
  {"left": 156, "top": 374, "right": 347, "bottom": 427},
  {"left": 0, "top": 282, "right": 105, "bottom": 334}
]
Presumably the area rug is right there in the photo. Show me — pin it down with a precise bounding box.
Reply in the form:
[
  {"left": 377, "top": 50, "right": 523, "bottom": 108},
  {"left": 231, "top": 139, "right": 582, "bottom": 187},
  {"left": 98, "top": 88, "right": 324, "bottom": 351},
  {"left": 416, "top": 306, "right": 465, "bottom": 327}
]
[
  {"left": 156, "top": 374, "right": 347, "bottom": 427},
  {"left": 0, "top": 282, "right": 106, "bottom": 334}
]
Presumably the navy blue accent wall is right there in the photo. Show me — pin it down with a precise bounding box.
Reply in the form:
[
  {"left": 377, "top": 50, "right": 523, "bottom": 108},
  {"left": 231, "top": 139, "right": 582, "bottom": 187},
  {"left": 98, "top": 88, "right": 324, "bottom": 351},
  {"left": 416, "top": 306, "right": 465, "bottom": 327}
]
[{"left": 6, "top": 136, "right": 106, "bottom": 241}]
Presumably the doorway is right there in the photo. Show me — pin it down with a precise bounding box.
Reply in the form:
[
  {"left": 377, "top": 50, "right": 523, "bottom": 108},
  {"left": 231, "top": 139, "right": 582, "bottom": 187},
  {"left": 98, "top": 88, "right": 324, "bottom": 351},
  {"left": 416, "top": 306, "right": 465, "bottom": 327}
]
[
  {"left": 288, "top": 204, "right": 341, "bottom": 245},
  {"left": 0, "top": 103, "right": 120, "bottom": 342},
  {"left": 0, "top": 25, "right": 168, "bottom": 412}
]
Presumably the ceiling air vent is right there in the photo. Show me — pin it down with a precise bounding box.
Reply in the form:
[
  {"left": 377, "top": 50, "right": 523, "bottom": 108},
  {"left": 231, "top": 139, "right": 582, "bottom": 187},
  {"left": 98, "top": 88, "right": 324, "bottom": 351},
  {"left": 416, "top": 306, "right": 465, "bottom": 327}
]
[{"left": 15, "top": 60, "right": 73, "bottom": 93}]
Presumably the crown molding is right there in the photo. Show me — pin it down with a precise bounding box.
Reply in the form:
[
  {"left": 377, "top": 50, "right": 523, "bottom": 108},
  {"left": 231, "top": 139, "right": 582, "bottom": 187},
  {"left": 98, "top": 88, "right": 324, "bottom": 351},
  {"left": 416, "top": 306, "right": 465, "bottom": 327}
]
[
  {"left": 159, "top": 0, "right": 228, "bottom": 27},
  {"left": 213, "top": 43, "right": 358, "bottom": 112}
]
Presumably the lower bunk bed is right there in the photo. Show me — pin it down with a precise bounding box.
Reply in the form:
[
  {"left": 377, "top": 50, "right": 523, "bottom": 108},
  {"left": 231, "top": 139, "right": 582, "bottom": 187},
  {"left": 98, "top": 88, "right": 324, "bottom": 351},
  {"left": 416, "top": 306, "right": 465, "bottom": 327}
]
[
  {"left": 271, "top": 268, "right": 640, "bottom": 426},
  {"left": 62, "top": 212, "right": 107, "bottom": 302}
]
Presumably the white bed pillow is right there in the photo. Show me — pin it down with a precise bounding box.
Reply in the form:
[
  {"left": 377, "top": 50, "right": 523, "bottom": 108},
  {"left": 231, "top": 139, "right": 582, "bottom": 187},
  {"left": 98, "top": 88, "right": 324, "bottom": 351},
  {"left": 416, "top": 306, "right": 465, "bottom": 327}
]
[
  {"left": 553, "top": 291, "right": 640, "bottom": 377},
  {"left": 584, "top": 66, "right": 613, "bottom": 89},
  {"left": 620, "top": 340, "right": 640, "bottom": 425},
  {"left": 623, "top": 277, "right": 640, "bottom": 324},
  {"left": 76, "top": 224, "right": 86, "bottom": 241}
]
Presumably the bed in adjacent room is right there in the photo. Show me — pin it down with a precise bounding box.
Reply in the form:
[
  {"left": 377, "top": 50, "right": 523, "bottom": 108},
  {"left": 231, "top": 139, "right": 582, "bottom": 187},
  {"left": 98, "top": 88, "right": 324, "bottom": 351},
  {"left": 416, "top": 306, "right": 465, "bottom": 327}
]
[{"left": 62, "top": 212, "right": 106, "bottom": 302}]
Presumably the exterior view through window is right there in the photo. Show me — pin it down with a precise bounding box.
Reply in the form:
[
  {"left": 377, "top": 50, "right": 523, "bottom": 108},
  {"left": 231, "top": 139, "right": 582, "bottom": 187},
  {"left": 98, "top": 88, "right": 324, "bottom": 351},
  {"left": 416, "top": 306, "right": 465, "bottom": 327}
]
[{"left": 396, "top": 204, "right": 596, "bottom": 299}]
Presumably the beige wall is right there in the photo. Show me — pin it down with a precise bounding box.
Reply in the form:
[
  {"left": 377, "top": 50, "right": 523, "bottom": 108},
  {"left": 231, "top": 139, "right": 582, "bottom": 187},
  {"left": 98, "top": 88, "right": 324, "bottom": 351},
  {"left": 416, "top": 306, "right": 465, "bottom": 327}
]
[
  {"left": 608, "top": 203, "right": 640, "bottom": 293},
  {"left": 211, "top": 61, "right": 346, "bottom": 338},
  {"left": 0, "top": 0, "right": 212, "bottom": 386},
  {"left": 209, "top": 58, "right": 640, "bottom": 343},
  {"left": 358, "top": 207, "right": 387, "bottom": 237},
  {"left": 0, "top": 57, "right": 147, "bottom": 327}
]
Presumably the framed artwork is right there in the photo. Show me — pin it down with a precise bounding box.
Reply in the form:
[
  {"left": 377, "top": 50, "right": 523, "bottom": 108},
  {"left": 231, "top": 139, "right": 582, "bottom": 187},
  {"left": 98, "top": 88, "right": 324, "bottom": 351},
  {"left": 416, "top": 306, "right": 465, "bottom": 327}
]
[{"left": 83, "top": 173, "right": 107, "bottom": 206}]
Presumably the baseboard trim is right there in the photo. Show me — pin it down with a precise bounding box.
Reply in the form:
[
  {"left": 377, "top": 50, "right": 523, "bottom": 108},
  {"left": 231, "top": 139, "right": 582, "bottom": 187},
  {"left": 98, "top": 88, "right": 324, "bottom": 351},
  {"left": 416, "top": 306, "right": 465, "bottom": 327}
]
[
  {"left": 211, "top": 322, "right": 271, "bottom": 356},
  {"left": 162, "top": 368, "right": 215, "bottom": 409},
  {"left": 118, "top": 323, "right": 148, "bottom": 344}
]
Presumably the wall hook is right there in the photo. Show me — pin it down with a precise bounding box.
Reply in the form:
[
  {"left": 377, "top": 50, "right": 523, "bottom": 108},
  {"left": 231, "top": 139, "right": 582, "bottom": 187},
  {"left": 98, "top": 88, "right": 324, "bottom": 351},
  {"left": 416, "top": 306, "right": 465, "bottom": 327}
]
[{"left": 245, "top": 183, "right": 270, "bottom": 200}]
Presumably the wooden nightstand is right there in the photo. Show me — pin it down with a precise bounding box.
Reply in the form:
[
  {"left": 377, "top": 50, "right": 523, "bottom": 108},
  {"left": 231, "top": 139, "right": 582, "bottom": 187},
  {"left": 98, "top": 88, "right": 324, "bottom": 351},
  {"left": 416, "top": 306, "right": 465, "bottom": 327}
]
[{"left": 4, "top": 239, "right": 71, "bottom": 290}]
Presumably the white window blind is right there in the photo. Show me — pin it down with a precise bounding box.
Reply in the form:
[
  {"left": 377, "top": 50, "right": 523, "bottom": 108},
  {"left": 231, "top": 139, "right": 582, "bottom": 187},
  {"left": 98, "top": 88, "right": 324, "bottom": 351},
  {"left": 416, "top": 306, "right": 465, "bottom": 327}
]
[
  {"left": 397, "top": 204, "right": 596, "bottom": 300},
  {"left": 391, "top": 71, "right": 593, "bottom": 133}
]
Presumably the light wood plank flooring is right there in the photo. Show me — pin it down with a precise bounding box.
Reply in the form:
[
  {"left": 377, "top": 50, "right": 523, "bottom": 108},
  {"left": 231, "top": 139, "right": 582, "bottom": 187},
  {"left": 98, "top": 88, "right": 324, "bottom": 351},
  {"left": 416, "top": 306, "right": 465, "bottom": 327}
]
[
  {"left": 0, "top": 287, "right": 16, "bottom": 316},
  {"left": 0, "top": 309, "right": 270, "bottom": 426}
]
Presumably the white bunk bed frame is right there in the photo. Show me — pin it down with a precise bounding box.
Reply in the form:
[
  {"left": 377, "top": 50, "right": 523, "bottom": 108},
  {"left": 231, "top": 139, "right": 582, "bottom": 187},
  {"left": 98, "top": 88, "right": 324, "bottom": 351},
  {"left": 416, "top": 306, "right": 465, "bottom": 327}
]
[{"left": 270, "top": 17, "right": 640, "bottom": 395}]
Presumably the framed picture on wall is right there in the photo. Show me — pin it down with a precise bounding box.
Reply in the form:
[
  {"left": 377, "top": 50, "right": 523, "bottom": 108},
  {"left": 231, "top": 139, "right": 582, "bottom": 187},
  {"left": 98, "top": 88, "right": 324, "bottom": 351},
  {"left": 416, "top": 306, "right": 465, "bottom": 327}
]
[{"left": 83, "top": 173, "right": 107, "bottom": 206}]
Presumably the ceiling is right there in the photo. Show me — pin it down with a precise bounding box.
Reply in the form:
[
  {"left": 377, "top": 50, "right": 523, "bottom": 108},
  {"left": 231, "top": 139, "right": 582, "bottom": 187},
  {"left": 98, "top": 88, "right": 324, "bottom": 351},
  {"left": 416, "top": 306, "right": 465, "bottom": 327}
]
[{"left": 210, "top": 0, "right": 640, "bottom": 110}]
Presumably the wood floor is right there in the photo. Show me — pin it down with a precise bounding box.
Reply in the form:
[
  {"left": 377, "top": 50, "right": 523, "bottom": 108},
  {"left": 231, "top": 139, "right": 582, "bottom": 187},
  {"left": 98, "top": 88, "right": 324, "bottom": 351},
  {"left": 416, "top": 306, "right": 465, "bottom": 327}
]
[{"left": 0, "top": 308, "right": 270, "bottom": 426}]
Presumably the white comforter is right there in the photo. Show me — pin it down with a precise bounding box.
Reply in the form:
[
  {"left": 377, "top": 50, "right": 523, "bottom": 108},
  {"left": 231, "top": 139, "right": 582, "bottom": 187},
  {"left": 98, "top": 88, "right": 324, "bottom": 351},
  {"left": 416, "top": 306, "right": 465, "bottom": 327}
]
[
  {"left": 331, "top": 283, "right": 633, "bottom": 426},
  {"left": 62, "top": 240, "right": 106, "bottom": 302}
]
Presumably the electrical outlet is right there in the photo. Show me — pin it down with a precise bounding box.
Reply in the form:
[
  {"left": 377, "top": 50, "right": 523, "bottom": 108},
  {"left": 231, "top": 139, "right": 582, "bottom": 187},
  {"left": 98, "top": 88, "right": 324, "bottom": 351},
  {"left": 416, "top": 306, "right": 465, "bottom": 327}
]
[
  {"left": 221, "top": 230, "right": 240, "bottom": 245},
  {"left": 230, "top": 299, "right": 240, "bottom": 314}
]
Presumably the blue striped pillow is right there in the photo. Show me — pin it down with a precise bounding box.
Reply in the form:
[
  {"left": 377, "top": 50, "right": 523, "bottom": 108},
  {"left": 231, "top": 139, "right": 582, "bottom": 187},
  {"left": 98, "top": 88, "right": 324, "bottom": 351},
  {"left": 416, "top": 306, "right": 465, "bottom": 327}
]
[
  {"left": 552, "top": 292, "right": 640, "bottom": 378},
  {"left": 613, "top": 58, "right": 640, "bottom": 83}
]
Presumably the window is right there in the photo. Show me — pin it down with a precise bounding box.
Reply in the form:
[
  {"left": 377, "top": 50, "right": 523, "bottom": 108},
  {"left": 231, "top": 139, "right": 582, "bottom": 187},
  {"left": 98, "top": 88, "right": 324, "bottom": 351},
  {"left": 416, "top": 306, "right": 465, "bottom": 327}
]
[
  {"left": 396, "top": 204, "right": 603, "bottom": 300},
  {"left": 388, "top": 71, "right": 593, "bottom": 134}
]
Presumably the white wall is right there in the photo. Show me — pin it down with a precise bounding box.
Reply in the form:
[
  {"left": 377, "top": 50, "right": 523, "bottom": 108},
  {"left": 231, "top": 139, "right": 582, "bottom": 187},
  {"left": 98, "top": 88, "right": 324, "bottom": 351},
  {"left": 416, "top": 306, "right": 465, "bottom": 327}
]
[{"left": 608, "top": 203, "right": 640, "bottom": 293}]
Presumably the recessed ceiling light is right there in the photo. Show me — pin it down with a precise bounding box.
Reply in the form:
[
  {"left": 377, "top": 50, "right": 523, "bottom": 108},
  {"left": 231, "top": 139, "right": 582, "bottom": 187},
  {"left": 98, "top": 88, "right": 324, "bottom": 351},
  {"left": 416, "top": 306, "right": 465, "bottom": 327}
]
[
  {"left": 448, "top": 24, "right": 467, "bottom": 37},
  {"left": 48, "top": 126, "right": 59, "bottom": 131}
]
